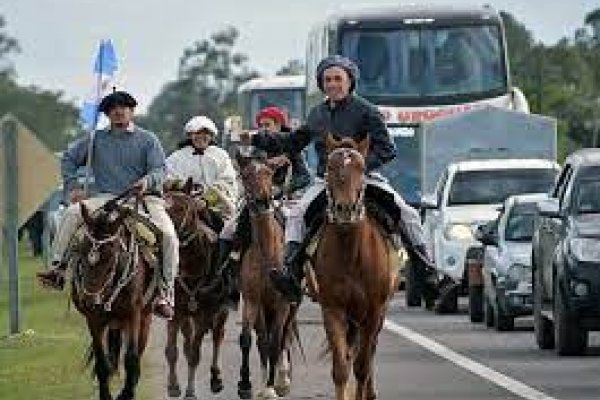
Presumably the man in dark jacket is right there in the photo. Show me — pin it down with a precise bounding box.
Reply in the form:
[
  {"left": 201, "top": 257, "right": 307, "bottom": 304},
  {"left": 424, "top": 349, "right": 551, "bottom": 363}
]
[{"left": 240, "top": 55, "right": 438, "bottom": 306}]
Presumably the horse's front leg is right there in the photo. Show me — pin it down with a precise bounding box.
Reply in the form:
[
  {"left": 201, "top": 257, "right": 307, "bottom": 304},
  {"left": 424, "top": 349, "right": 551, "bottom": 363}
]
[
  {"left": 354, "top": 313, "right": 384, "bottom": 400},
  {"left": 86, "top": 318, "right": 112, "bottom": 400},
  {"left": 165, "top": 317, "right": 181, "bottom": 397},
  {"left": 117, "top": 316, "right": 141, "bottom": 400},
  {"left": 183, "top": 316, "right": 204, "bottom": 400},
  {"left": 238, "top": 301, "right": 258, "bottom": 399},
  {"left": 322, "top": 307, "right": 351, "bottom": 400},
  {"left": 210, "top": 310, "right": 228, "bottom": 394}
]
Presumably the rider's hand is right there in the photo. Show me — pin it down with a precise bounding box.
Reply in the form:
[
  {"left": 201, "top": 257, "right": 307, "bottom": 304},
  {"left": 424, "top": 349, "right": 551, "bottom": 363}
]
[
  {"left": 239, "top": 130, "right": 252, "bottom": 145},
  {"left": 267, "top": 155, "right": 291, "bottom": 169},
  {"left": 69, "top": 188, "right": 86, "bottom": 204},
  {"left": 132, "top": 177, "right": 148, "bottom": 197}
]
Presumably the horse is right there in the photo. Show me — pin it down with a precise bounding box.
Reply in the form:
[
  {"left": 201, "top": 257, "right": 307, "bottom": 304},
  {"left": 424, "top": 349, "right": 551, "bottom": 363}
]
[
  {"left": 163, "top": 180, "right": 229, "bottom": 400},
  {"left": 309, "top": 134, "right": 403, "bottom": 400},
  {"left": 71, "top": 196, "right": 155, "bottom": 400},
  {"left": 236, "top": 154, "right": 298, "bottom": 400}
]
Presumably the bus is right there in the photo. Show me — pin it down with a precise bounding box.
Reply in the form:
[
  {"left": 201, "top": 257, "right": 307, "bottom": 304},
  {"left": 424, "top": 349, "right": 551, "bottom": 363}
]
[
  {"left": 237, "top": 75, "right": 306, "bottom": 130},
  {"left": 305, "top": 4, "right": 529, "bottom": 204}
]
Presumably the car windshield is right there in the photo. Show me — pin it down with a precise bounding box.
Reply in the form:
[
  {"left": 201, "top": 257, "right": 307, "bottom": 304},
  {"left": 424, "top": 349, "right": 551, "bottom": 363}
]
[
  {"left": 448, "top": 169, "right": 555, "bottom": 206},
  {"left": 505, "top": 203, "right": 537, "bottom": 241},
  {"left": 574, "top": 178, "right": 600, "bottom": 215},
  {"left": 341, "top": 24, "right": 505, "bottom": 102}
]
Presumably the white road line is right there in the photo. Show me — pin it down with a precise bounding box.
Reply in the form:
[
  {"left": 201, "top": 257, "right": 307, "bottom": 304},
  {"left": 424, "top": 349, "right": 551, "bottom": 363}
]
[{"left": 384, "top": 319, "right": 560, "bottom": 400}]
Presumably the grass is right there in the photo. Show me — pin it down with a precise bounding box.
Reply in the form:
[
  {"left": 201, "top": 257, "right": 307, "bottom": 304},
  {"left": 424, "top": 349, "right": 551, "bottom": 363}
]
[{"left": 0, "top": 243, "right": 154, "bottom": 399}]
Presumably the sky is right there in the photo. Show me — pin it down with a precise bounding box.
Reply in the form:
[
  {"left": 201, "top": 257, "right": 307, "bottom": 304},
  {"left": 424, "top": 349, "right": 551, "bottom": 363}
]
[{"left": 2, "top": 0, "right": 598, "bottom": 112}]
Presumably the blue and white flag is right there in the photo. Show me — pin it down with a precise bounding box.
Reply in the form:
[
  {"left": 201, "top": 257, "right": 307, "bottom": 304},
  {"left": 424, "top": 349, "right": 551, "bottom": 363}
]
[{"left": 79, "top": 40, "right": 119, "bottom": 131}]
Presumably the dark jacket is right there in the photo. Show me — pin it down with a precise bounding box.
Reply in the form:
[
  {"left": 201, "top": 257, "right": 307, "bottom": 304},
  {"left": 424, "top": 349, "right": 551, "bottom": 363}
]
[{"left": 252, "top": 95, "right": 397, "bottom": 177}]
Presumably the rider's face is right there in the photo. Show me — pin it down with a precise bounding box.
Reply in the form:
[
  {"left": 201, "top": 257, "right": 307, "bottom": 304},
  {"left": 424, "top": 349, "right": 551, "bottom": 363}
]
[
  {"left": 323, "top": 66, "right": 351, "bottom": 102},
  {"left": 258, "top": 117, "right": 281, "bottom": 134},
  {"left": 189, "top": 129, "right": 212, "bottom": 150},
  {"left": 107, "top": 105, "right": 134, "bottom": 129}
]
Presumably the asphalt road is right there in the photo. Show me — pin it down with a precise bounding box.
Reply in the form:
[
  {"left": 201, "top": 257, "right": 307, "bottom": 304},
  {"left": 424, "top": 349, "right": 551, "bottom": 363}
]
[{"left": 144, "top": 293, "right": 600, "bottom": 400}]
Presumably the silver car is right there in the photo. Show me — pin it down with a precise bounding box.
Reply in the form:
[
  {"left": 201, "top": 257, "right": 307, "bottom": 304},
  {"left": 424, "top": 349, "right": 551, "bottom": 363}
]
[{"left": 477, "top": 193, "right": 548, "bottom": 331}]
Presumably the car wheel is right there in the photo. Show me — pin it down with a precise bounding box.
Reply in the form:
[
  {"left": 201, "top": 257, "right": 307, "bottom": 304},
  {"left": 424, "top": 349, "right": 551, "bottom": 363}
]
[
  {"left": 494, "top": 300, "right": 514, "bottom": 331},
  {"left": 554, "top": 281, "right": 587, "bottom": 356},
  {"left": 484, "top": 295, "right": 494, "bottom": 328}
]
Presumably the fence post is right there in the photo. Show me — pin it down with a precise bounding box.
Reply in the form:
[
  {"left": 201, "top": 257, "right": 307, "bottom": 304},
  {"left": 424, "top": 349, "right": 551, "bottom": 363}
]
[{"left": 3, "top": 118, "right": 20, "bottom": 335}]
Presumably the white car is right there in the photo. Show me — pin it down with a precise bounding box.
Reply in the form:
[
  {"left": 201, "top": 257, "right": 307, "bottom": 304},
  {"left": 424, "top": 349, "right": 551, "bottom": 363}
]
[
  {"left": 478, "top": 193, "right": 548, "bottom": 331},
  {"left": 422, "top": 158, "right": 558, "bottom": 312}
]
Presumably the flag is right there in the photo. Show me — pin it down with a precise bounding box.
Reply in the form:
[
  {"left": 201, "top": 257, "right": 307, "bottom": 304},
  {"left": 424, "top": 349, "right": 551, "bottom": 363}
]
[{"left": 79, "top": 40, "right": 119, "bottom": 131}]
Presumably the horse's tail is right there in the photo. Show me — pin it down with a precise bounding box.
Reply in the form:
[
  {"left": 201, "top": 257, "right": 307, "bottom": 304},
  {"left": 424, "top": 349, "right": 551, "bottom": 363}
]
[
  {"left": 85, "top": 328, "right": 122, "bottom": 377},
  {"left": 318, "top": 316, "right": 360, "bottom": 360}
]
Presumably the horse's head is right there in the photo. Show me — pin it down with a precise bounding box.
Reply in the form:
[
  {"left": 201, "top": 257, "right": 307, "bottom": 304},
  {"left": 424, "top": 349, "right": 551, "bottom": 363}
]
[
  {"left": 164, "top": 177, "right": 207, "bottom": 237},
  {"left": 325, "top": 133, "right": 370, "bottom": 224},
  {"left": 77, "top": 202, "right": 128, "bottom": 293},
  {"left": 237, "top": 152, "right": 275, "bottom": 215}
]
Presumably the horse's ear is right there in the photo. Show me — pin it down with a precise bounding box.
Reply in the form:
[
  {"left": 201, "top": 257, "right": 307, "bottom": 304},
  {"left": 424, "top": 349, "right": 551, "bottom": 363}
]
[
  {"left": 357, "top": 134, "right": 370, "bottom": 160},
  {"left": 325, "top": 133, "right": 340, "bottom": 154},
  {"left": 80, "top": 202, "right": 92, "bottom": 226},
  {"left": 183, "top": 177, "right": 193, "bottom": 194},
  {"left": 236, "top": 152, "right": 250, "bottom": 172}
]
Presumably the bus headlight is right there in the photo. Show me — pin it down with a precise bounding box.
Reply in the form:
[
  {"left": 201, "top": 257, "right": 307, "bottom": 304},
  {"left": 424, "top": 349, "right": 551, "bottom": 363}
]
[
  {"left": 444, "top": 224, "right": 474, "bottom": 241},
  {"left": 568, "top": 238, "right": 600, "bottom": 263}
]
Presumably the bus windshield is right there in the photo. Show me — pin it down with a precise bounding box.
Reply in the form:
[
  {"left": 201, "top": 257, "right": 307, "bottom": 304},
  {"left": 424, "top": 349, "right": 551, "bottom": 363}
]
[
  {"left": 341, "top": 24, "right": 505, "bottom": 103},
  {"left": 249, "top": 89, "right": 304, "bottom": 127}
]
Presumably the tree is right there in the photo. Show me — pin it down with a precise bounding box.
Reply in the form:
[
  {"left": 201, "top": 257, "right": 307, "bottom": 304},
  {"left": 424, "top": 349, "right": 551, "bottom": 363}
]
[
  {"left": 141, "top": 26, "right": 259, "bottom": 151},
  {"left": 0, "top": 15, "right": 20, "bottom": 77},
  {"left": 276, "top": 59, "right": 304, "bottom": 76}
]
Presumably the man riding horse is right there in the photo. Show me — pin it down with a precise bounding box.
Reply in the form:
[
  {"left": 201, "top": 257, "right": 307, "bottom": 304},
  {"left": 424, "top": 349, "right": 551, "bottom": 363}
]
[
  {"left": 165, "top": 115, "right": 239, "bottom": 307},
  {"left": 217, "top": 106, "right": 311, "bottom": 306},
  {"left": 37, "top": 91, "right": 178, "bottom": 319},
  {"left": 241, "top": 55, "right": 439, "bottom": 306}
]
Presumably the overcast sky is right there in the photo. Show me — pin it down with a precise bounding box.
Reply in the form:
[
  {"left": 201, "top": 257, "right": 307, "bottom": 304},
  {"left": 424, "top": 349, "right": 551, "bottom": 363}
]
[{"left": 2, "top": 0, "right": 598, "bottom": 112}]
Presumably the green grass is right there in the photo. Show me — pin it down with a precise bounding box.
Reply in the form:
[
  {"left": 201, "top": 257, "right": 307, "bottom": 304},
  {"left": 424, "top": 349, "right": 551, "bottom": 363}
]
[{"left": 0, "top": 244, "right": 154, "bottom": 399}]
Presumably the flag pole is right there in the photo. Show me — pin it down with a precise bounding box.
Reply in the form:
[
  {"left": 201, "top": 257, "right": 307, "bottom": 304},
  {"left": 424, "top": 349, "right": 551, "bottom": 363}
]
[{"left": 83, "top": 40, "right": 105, "bottom": 197}]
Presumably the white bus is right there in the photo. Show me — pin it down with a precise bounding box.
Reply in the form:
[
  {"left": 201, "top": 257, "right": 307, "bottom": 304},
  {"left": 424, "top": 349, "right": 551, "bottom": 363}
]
[{"left": 306, "top": 4, "right": 529, "bottom": 204}]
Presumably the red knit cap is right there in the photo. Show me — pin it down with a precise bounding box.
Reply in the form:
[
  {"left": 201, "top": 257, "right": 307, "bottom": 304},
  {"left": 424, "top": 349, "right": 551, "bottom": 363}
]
[{"left": 255, "top": 106, "right": 289, "bottom": 128}]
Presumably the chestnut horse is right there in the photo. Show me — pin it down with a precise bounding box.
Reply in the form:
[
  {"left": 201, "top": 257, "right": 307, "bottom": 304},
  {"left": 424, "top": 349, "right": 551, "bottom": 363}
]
[
  {"left": 310, "top": 134, "right": 403, "bottom": 400},
  {"left": 163, "top": 182, "right": 229, "bottom": 400},
  {"left": 71, "top": 196, "right": 154, "bottom": 400},
  {"left": 236, "top": 154, "right": 298, "bottom": 400}
]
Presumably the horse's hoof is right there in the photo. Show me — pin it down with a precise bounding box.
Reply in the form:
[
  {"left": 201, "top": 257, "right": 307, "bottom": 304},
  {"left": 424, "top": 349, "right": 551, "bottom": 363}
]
[
  {"left": 167, "top": 383, "right": 181, "bottom": 398},
  {"left": 210, "top": 377, "right": 224, "bottom": 393},
  {"left": 238, "top": 387, "right": 253, "bottom": 399},
  {"left": 257, "top": 387, "right": 278, "bottom": 400},
  {"left": 184, "top": 389, "right": 197, "bottom": 400}
]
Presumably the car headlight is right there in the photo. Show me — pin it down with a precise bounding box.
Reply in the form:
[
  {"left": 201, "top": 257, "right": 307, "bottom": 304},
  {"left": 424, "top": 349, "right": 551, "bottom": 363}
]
[
  {"left": 506, "top": 263, "right": 531, "bottom": 283},
  {"left": 444, "top": 224, "right": 474, "bottom": 241},
  {"left": 568, "top": 238, "right": 600, "bottom": 263}
]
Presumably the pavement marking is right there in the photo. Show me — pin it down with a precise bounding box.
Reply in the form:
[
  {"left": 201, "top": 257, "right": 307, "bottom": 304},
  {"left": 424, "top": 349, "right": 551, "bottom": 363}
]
[{"left": 384, "top": 319, "right": 560, "bottom": 400}]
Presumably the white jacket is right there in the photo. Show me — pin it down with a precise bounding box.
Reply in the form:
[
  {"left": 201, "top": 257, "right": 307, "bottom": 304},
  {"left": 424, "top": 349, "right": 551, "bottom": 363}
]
[{"left": 166, "top": 145, "right": 238, "bottom": 215}]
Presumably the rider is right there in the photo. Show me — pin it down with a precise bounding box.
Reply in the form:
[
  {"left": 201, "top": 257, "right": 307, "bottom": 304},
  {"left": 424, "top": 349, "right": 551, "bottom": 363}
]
[
  {"left": 37, "top": 91, "right": 178, "bottom": 319},
  {"left": 216, "top": 105, "right": 311, "bottom": 305},
  {"left": 165, "top": 115, "right": 238, "bottom": 218},
  {"left": 242, "top": 55, "right": 439, "bottom": 305},
  {"left": 165, "top": 115, "right": 239, "bottom": 307}
]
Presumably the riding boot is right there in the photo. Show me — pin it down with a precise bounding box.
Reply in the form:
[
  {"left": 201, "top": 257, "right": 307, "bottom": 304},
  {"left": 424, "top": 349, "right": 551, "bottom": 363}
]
[
  {"left": 216, "top": 238, "right": 240, "bottom": 309},
  {"left": 269, "top": 241, "right": 304, "bottom": 303},
  {"left": 36, "top": 260, "right": 67, "bottom": 290},
  {"left": 414, "top": 244, "right": 439, "bottom": 309}
]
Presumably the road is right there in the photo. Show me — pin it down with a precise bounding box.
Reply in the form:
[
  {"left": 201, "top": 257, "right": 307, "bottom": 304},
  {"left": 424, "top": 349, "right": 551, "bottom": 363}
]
[{"left": 144, "top": 293, "right": 600, "bottom": 400}]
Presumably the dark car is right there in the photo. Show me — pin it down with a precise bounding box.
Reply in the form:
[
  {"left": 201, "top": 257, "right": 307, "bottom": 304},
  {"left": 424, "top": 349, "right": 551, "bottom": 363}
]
[{"left": 532, "top": 148, "right": 600, "bottom": 355}]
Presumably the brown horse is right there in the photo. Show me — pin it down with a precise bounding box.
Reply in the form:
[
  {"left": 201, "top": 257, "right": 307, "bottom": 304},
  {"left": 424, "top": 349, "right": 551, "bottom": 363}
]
[
  {"left": 163, "top": 182, "right": 229, "bottom": 400},
  {"left": 72, "top": 198, "right": 154, "bottom": 400},
  {"left": 237, "top": 155, "right": 297, "bottom": 400},
  {"left": 309, "top": 134, "right": 403, "bottom": 400}
]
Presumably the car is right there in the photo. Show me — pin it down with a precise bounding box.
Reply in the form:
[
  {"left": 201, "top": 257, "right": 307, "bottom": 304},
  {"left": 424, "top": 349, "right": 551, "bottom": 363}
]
[
  {"left": 477, "top": 193, "right": 547, "bottom": 331},
  {"left": 532, "top": 148, "right": 600, "bottom": 355}
]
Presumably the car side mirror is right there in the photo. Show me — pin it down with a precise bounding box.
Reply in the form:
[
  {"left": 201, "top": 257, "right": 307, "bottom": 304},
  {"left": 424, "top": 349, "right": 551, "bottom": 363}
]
[
  {"left": 421, "top": 194, "right": 438, "bottom": 210},
  {"left": 538, "top": 199, "right": 561, "bottom": 219}
]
